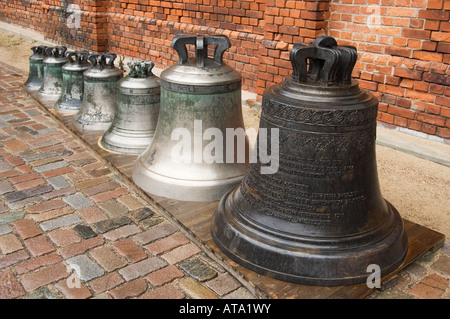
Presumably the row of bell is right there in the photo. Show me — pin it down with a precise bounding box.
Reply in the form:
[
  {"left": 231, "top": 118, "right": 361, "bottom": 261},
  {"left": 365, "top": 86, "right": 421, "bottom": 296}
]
[
  {"left": 24, "top": 46, "right": 160, "bottom": 154},
  {"left": 23, "top": 35, "right": 408, "bottom": 287}
]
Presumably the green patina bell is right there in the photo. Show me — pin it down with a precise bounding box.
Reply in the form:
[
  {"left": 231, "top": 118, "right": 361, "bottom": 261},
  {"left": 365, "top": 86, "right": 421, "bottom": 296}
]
[
  {"left": 73, "top": 53, "right": 123, "bottom": 131},
  {"left": 100, "top": 59, "right": 160, "bottom": 154},
  {"left": 132, "top": 34, "right": 250, "bottom": 202},
  {"left": 24, "top": 46, "right": 47, "bottom": 91},
  {"left": 54, "top": 51, "right": 90, "bottom": 114},
  {"left": 36, "top": 46, "right": 68, "bottom": 101}
]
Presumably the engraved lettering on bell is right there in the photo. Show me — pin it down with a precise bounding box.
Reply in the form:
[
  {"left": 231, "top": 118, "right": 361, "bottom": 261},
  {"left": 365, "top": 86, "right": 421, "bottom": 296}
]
[{"left": 211, "top": 36, "right": 408, "bottom": 286}]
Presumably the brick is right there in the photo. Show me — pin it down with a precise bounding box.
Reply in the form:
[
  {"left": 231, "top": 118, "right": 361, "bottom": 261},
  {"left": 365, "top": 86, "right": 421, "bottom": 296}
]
[
  {"left": 179, "top": 257, "right": 218, "bottom": 282},
  {"left": 98, "top": 200, "right": 129, "bottom": 218},
  {"left": 26, "top": 199, "right": 66, "bottom": 214},
  {"left": 59, "top": 236, "right": 105, "bottom": 259},
  {"left": 133, "top": 223, "right": 177, "bottom": 245},
  {"left": 177, "top": 277, "right": 218, "bottom": 299},
  {"left": 145, "top": 265, "right": 184, "bottom": 287},
  {"left": 14, "top": 253, "right": 62, "bottom": 275},
  {"left": 0, "top": 234, "right": 23, "bottom": 254},
  {"left": 66, "top": 254, "right": 104, "bottom": 281},
  {"left": 63, "top": 193, "right": 94, "bottom": 210},
  {"left": 34, "top": 160, "right": 68, "bottom": 173},
  {"left": 393, "top": 68, "right": 423, "bottom": 80},
  {"left": 77, "top": 206, "right": 107, "bottom": 224},
  {"left": 90, "top": 187, "right": 129, "bottom": 203},
  {"left": 93, "top": 215, "right": 132, "bottom": 234},
  {"left": 144, "top": 232, "right": 190, "bottom": 255},
  {"left": 431, "top": 255, "right": 450, "bottom": 275},
  {"left": 418, "top": 9, "right": 449, "bottom": 21},
  {"left": 129, "top": 207, "right": 155, "bottom": 222},
  {"left": 24, "top": 235, "right": 55, "bottom": 256},
  {"left": 109, "top": 278, "right": 148, "bottom": 299},
  {"left": 75, "top": 176, "right": 111, "bottom": 190},
  {"left": 119, "top": 257, "right": 167, "bottom": 281},
  {"left": 41, "top": 166, "right": 75, "bottom": 178},
  {"left": 10, "top": 219, "right": 41, "bottom": 240},
  {"left": 89, "top": 272, "right": 124, "bottom": 294},
  {"left": 413, "top": 51, "right": 443, "bottom": 63},
  {"left": 0, "top": 180, "right": 14, "bottom": 195},
  {"left": 112, "top": 238, "right": 147, "bottom": 263},
  {"left": 54, "top": 279, "right": 92, "bottom": 299},
  {"left": 139, "top": 284, "right": 185, "bottom": 299},
  {"left": 103, "top": 224, "right": 141, "bottom": 241},
  {"left": 4, "top": 184, "right": 53, "bottom": 203},
  {"left": 39, "top": 214, "right": 82, "bottom": 232},
  {"left": 20, "top": 263, "right": 68, "bottom": 292},
  {"left": 41, "top": 187, "right": 77, "bottom": 200},
  {"left": 161, "top": 243, "right": 202, "bottom": 265},
  {"left": 73, "top": 224, "right": 97, "bottom": 239},
  {"left": 48, "top": 229, "right": 81, "bottom": 247},
  {"left": 416, "top": 113, "right": 446, "bottom": 126},
  {"left": 206, "top": 273, "right": 242, "bottom": 296},
  {"left": 0, "top": 269, "right": 25, "bottom": 298},
  {"left": 82, "top": 181, "right": 121, "bottom": 196},
  {"left": 117, "top": 195, "right": 145, "bottom": 211},
  {"left": 46, "top": 176, "right": 70, "bottom": 190},
  {"left": 0, "top": 250, "right": 29, "bottom": 270},
  {"left": 90, "top": 246, "right": 127, "bottom": 272},
  {"left": 10, "top": 172, "right": 40, "bottom": 184},
  {"left": 0, "top": 225, "right": 11, "bottom": 236},
  {"left": 3, "top": 139, "right": 28, "bottom": 152}
]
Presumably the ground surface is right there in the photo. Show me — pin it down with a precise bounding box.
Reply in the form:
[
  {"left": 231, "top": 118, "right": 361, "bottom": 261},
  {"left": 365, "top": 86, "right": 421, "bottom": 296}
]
[{"left": 0, "top": 28, "right": 448, "bottom": 299}]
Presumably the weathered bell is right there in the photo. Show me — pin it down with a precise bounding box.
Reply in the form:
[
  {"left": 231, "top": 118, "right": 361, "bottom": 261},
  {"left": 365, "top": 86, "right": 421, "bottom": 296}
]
[
  {"left": 211, "top": 36, "right": 408, "bottom": 286},
  {"left": 24, "top": 46, "right": 47, "bottom": 91},
  {"left": 132, "top": 34, "right": 250, "bottom": 202},
  {"left": 54, "top": 51, "right": 90, "bottom": 114},
  {"left": 36, "top": 46, "right": 68, "bottom": 100},
  {"left": 100, "top": 60, "right": 160, "bottom": 154},
  {"left": 73, "top": 53, "right": 123, "bottom": 131}
]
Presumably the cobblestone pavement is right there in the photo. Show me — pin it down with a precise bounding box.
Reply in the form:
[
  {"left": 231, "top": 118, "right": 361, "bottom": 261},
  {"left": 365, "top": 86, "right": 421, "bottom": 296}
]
[{"left": 0, "top": 63, "right": 448, "bottom": 299}]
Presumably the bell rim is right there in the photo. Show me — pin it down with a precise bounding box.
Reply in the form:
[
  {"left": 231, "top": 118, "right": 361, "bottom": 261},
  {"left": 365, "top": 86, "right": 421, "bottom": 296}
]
[{"left": 211, "top": 188, "right": 409, "bottom": 286}]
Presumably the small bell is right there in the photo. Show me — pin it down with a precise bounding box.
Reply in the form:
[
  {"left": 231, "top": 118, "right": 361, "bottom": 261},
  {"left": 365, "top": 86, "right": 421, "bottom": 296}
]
[
  {"left": 100, "top": 59, "right": 160, "bottom": 154},
  {"left": 73, "top": 53, "right": 123, "bottom": 131},
  {"left": 36, "top": 46, "right": 68, "bottom": 100},
  {"left": 24, "top": 46, "right": 47, "bottom": 91},
  {"left": 54, "top": 51, "right": 90, "bottom": 114}
]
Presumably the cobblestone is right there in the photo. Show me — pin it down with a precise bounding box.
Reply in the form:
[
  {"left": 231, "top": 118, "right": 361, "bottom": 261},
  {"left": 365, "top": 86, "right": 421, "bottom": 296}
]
[
  {"left": 66, "top": 254, "right": 104, "bottom": 281},
  {"left": 39, "top": 214, "right": 82, "bottom": 232}
]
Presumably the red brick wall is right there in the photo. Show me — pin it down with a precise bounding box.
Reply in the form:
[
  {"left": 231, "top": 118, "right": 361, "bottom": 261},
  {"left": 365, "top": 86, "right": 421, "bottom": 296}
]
[
  {"left": 0, "top": 0, "right": 448, "bottom": 141},
  {"left": 329, "top": 0, "right": 450, "bottom": 140}
]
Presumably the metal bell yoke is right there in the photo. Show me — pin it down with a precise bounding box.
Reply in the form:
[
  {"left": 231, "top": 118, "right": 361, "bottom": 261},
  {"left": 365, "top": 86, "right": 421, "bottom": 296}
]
[
  {"left": 100, "top": 59, "right": 161, "bottom": 154},
  {"left": 36, "top": 46, "right": 68, "bottom": 101},
  {"left": 24, "top": 45, "right": 47, "bottom": 91},
  {"left": 54, "top": 51, "right": 90, "bottom": 114},
  {"left": 211, "top": 36, "right": 408, "bottom": 286},
  {"left": 73, "top": 53, "right": 123, "bottom": 131},
  {"left": 132, "top": 34, "right": 250, "bottom": 202}
]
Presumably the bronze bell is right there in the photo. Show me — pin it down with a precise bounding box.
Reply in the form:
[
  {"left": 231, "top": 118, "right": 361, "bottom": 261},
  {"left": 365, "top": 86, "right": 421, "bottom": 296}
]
[
  {"left": 100, "top": 60, "right": 160, "bottom": 154},
  {"left": 36, "top": 46, "right": 68, "bottom": 100},
  {"left": 24, "top": 46, "right": 47, "bottom": 91},
  {"left": 211, "top": 36, "right": 408, "bottom": 286},
  {"left": 73, "top": 53, "right": 123, "bottom": 131},
  {"left": 132, "top": 34, "right": 250, "bottom": 202},
  {"left": 54, "top": 51, "right": 90, "bottom": 114}
]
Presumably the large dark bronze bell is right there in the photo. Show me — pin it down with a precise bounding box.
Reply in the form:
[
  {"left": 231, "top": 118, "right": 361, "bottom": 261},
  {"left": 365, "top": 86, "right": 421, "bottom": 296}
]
[
  {"left": 211, "top": 36, "right": 408, "bottom": 286},
  {"left": 73, "top": 53, "right": 123, "bottom": 131},
  {"left": 100, "top": 60, "right": 160, "bottom": 154},
  {"left": 24, "top": 46, "right": 47, "bottom": 91},
  {"left": 36, "top": 46, "right": 68, "bottom": 100},
  {"left": 54, "top": 51, "right": 90, "bottom": 114},
  {"left": 132, "top": 34, "right": 249, "bottom": 202}
]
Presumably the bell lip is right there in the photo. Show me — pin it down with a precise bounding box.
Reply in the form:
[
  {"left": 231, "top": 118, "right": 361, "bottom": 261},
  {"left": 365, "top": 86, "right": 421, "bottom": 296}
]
[
  {"left": 132, "top": 158, "right": 246, "bottom": 202},
  {"left": 99, "top": 134, "right": 153, "bottom": 155},
  {"left": 211, "top": 188, "right": 409, "bottom": 286},
  {"left": 72, "top": 118, "right": 113, "bottom": 132},
  {"left": 54, "top": 101, "right": 82, "bottom": 114}
]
